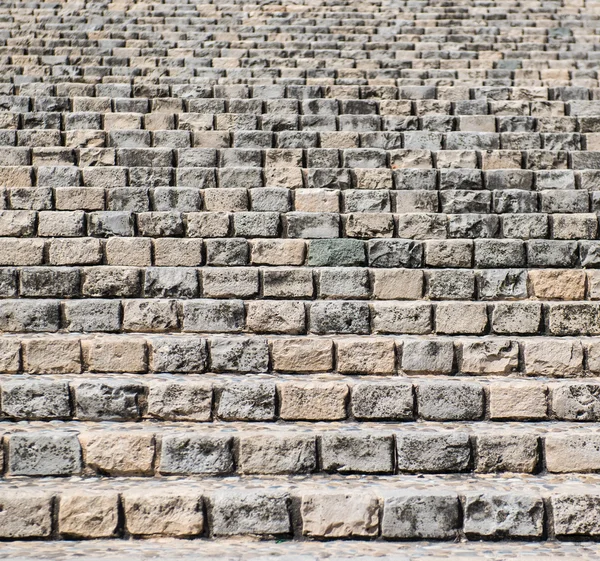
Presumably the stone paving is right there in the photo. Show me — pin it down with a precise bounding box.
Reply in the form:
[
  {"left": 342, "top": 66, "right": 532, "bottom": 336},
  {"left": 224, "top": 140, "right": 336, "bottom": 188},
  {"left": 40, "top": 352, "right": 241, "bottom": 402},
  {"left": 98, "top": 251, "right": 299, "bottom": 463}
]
[{"left": 1, "top": 0, "right": 600, "bottom": 556}]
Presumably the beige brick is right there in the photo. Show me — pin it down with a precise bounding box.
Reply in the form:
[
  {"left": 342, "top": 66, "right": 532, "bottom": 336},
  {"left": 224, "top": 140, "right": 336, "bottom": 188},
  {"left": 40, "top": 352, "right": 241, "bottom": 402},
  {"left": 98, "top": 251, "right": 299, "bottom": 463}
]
[
  {"left": 153, "top": 238, "right": 203, "bottom": 266},
  {"left": 271, "top": 338, "right": 333, "bottom": 372},
  {"left": 489, "top": 382, "right": 548, "bottom": 420},
  {"left": 0, "top": 238, "right": 44, "bottom": 266},
  {"left": 294, "top": 189, "right": 339, "bottom": 213},
  {"left": 320, "top": 132, "right": 359, "bottom": 149},
  {"left": 0, "top": 338, "right": 21, "bottom": 373},
  {"left": 0, "top": 166, "right": 32, "bottom": 187},
  {"left": 48, "top": 238, "right": 102, "bottom": 266},
  {"left": 23, "top": 338, "right": 81, "bottom": 374},
  {"left": 80, "top": 432, "right": 155, "bottom": 475},
  {"left": 372, "top": 269, "right": 423, "bottom": 300},
  {"left": 546, "top": 434, "right": 600, "bottom": 473},
  {"left": 55, "top": 187, "right": 105, "bottom": 211},
  {"left": 106, "top": 237, "right": 152, "bottom": 267},
  {"left": 481, "top": 150, "right": 522, "bottom": 170},
  {"left": 250, "top": 239, "right": 305, "bottom": 266},
  {"left": 523, "top": 339, "right": 583, "bottom": 377},
  {"left": 278, "top": 382, "right": 348, "bottom": 420},
  {"left": 59, "top": 492, "right": 119, "bottom": 538},
  {"left": 82, "top": 337, "right": 147, "bottom": 373},
  {"left": 460, "top": 339, "right": 519, "bottom": 374},
  {"left": 336, "top": 339, "right": 396, "bottom": 374},
  {"left": 301, "top": 493, "right": 380, "bottom": 538},
  {"left": 529, "top": 269, "right": 586, "bottom": 300},
  {"left": 123, "top": 490, "right": 204, "bottom": 537}
]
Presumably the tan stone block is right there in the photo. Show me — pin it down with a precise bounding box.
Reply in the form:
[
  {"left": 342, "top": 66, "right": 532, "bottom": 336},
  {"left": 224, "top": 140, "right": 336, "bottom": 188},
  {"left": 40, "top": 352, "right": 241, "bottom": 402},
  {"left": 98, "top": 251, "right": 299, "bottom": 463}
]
[
  {"left": 320, "top": 132, "right": 359, "bottom": 149},
  {"left": 123, "top": 490, "right": 204, "bottom": 537},
  {"left": 294, "top": 189, "right": 339, "bottom": 213},
  {"left": 301, "top": 493, "right": 380, "bottom": 538},
  {"left": 250, "top": 239, "right": 306, "bottom": 266},
  {"left": 104, "top": 113, "right": 141, "bottom": 130},
  {"left": 372, "top": 269, "right": 423, "bottom": 300},
  {"left": 82, "top": 337, "right": 147, "bottom": 373},
  {"left": 435, "top": 150, "right": 477, "bottom": 169},
  {"left": 48, "top": 238, "right": 102, "bottom": 266},
  {"left": 390, "top": 149, "right": 432, "bottom": 169},
  {"left": 489, "top": 382, "right": 548, "bottom": 420},
  {"left": 460, "top": 339, "right": 519, "bottom": 374},
  {"left": 459, "top": 116, "right": 496, "bottom": 133},
  {"left": 546, "top": 434, "right": 600, "bottom": 473},
  {"left": 0, "top": 491, "right": 53, "bottom": 538},
  {"left": 353, "top": 169, "right": 393, "bottom": 190},
  {"left": 23, "top": 338, "right": 81, "bottom": 374},
  {"left": 379, "top": 100, "right": 412, "bottom": 115},
  {"left": 264, "top": 166, "right": 303, "bottom": 189},
  {"left": 435, "top": 303, "right": 488, "bottom": 335},
  {"left": 80, "top": 432, "right": 155, "bottom": 475},
  {"left": 246, "top": 301, "right": 306, "bottom": 335},
  {"left": 0, "top": 166, "right": 32, "bottom": 187},
  {"left": 587, "top": 272, "right": 600, "bottom": 300},
  {"left": 0, "top": 337, "right": 21, "bottom": 373},
  {"left": 153, "top": 238, "right": 203, "bottom": 267},
  {"left": 55, "top": 187, "right": 105, "bottom": 211},
  {"left": 523, "top": 339, "right": 583, "bottom": 377},
  {"left": 336, "top": 338, "right": 396, "bottom": 374},
  {"left": 585, "top": 133, "right": 600, "bottom": 151},
  {"left": 264, "top": 149, "right": 302, "bottom": 168},
  {"left": 278, "top": 382, "right": 348, "bottom": 420},
  {"left": 106, "top": 237, "right": 152, "bottom": 267},
  {"left": 59, "top": 492, "right": 119, "bottom": 538},
  {"left": 0, "top": 238, "right": 44, "bottom": 266},
  {"left": 481, "top": 150, "right": 522, "bottom": 170},
  {"left": 271, "top": 338, "right": 333, "bottom": 372},
  {"left": 529, "top": 270, "right": 586, "bottom": 300}
]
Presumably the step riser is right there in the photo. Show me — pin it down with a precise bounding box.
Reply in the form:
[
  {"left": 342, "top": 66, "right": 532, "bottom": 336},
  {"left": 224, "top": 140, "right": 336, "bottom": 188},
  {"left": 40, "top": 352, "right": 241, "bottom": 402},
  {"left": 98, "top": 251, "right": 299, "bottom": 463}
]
[{"left": 0, "top": 488, "right": 596, "bottom": 541}]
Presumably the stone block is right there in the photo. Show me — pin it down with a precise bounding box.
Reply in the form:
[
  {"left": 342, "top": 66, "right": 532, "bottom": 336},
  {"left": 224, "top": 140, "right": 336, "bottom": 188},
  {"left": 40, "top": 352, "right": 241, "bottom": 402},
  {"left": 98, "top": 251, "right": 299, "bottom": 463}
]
[
  {"left": 211, "top": 491, "right": 291, "bottom": 537},
  {"left": 382, "top": 493, "right": 460, "bottom": 539},
  {"left": 160, "top": 434, "right": 234, "bottom": 475},
  {"left": 301, "top": 493, "right": 380, "bottom": 538},
  {"left": 238, "top": 434, "right": 316, "bottom": 474}
]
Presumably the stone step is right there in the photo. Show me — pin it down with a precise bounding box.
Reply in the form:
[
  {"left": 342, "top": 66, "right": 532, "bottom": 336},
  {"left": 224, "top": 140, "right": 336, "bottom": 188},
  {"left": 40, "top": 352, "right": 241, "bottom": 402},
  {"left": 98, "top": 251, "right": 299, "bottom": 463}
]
[
  {"left": 0, "top": 333, "right": 596, "bottom": 378},
  {"left": 0, "top": 372, "right": 597, "bottom": 423},
  {"left": 0, "top": 474, "right": 598, "bottom": 540},
  {"left": 2, "top": 420, "right": 600, "bottom": 476},
  {"left": 2, "top": 539, "right": 600, "bottom": 561}
]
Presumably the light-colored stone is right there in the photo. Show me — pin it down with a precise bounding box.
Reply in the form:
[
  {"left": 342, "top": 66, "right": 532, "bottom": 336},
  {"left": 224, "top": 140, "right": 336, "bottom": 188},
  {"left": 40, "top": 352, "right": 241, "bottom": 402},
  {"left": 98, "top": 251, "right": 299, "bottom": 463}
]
[
  {"left": 22, "top": 338, "right": 81, "bottom": 374},
  {"left": 371, "top": 269, "right": 423, "bottom": 300},
  {"left": 552, "top": 494, "right": 600, "bottom": 537},
  {"left": 460, "top": 339, "right": 519, "bottom": 374},
  {"left": 523, "top": 339, "right": 583, "bottom": 377},
  {"left": 336, "top": 338, "right": 396, "bottom": 374},
  {"left": 123, "top": 490, "right": 204, "bottom": 537},
  {"left": 59, "top": 492, "right": 119, "bottom": 538},
  {"left": 546, "top": 434, "right": 600, "bottom": 473},
  {"left": 80, "top": 432, "right": 155, "bottom": 476},
  {"left": 271, "top": 338, "right": 333, "bottom": 372},
  {"left": 301, "top": 493, "right": 380, "bottom": 538},
  {"left": 278, "top": 382, "right": 348, "bottom": 421},
  {"left": 528, "top": 269, "right": 586, "bottom": 300},
  {"left": 238, "top": 434, "right": 316, "bottom": 475},
  {"left": 463, "top": 493, "right": 544, "bottom": 538},
  {"left": 489, "top": 382, "right": 548, "bottom": 420},
  {"left": 0, "top": 492, "right": 53, "bottom": 538},
  {"left": 82, "top": 337, "right": 147, "bottom": 373}
]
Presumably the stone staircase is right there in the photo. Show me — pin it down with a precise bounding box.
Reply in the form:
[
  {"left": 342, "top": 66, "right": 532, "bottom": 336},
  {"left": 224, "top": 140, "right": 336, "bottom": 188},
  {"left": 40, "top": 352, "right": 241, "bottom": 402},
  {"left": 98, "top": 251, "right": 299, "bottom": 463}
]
[{"left": 1, "top": 0, "right": 600, "bottom": 556}]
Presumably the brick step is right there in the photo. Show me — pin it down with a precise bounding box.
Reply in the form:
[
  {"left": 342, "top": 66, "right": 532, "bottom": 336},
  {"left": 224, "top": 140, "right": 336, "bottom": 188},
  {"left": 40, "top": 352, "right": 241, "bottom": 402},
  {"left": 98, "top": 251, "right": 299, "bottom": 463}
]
[
  {"left": 2, "top": 298, "right": 600, "bottom": 336},
  {"left": 3, "top": 420, "right": 600, "bottom": 477},
  {"left": 0, "top": 372, "right": 595, "bottom": 422},
  {"left": 2, "top": 540, "right": 600, "bottom": 561},
  {"left": 0, "top": 474, "right": 598, "bottom": 540},
  {"left": 0, "top": 266, "right": 599, "bottom": 300},
  {"left": 0, "top": 333, "right": 597, "bottom": 377}
]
